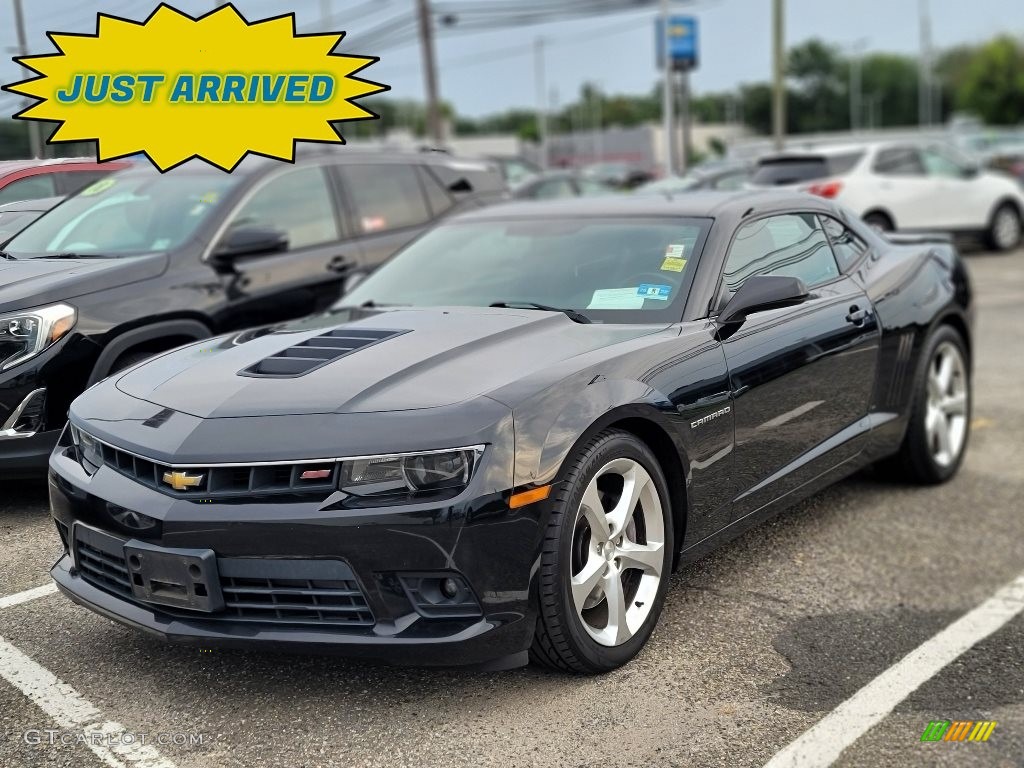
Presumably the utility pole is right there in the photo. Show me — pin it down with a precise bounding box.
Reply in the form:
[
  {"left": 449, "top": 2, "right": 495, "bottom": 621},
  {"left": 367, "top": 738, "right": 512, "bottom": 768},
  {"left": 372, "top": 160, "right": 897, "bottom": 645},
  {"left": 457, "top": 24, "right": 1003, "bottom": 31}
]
[
  {"left": 415, "top": 0, "right": 444, "bottom": 146},
  {"left": 918, "top": 0, "right": 933, "bottom": 127},
  {"left": 849, "top": 39, "right": 867, "bottom": 132},
  {"left": 679, "top": 69, "right": 691, "bottom": 173},
  {"left": 12, "top": 0, "right": 43, "bottom": 158},
  {"left": 319, "top": 0, "right": 331, "bottom": 26},
  {"left": 534, "top": 37, "right": 548, "bottom": 169},
  {"left": 660, "top": 0, "right": 675, "bottom": 176},
  {"left": 771, "top": 0, "right": 785, "bottom": 151}
]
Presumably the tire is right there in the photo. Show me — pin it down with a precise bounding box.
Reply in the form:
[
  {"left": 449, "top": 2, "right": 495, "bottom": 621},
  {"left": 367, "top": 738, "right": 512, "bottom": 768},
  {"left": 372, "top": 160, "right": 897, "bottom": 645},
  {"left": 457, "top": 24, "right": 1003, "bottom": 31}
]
[
  {"left": 986, "top": 202, "right": 1022, "bottom": 252},
  {"left": 863, "top": 211, "right": 894, "bottom": 233},
  {"left": 886, "top": 325, "right": 971, "bottom": 484},
  {"left": 531, "top": 429, "right": 674, "bottom": 674}
]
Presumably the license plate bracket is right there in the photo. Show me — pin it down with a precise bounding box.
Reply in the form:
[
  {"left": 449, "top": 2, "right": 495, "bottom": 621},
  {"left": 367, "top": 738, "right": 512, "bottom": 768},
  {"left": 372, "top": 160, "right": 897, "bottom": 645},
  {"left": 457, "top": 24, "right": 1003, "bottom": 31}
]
[{"left": 123, "top": 540, "right": 224, "bottom": 613}]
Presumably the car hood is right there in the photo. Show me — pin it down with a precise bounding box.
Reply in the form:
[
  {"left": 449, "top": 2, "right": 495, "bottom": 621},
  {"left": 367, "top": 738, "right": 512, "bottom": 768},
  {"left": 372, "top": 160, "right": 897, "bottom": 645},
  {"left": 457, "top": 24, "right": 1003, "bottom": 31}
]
[
  {"left": 114, "top": 307, "right": 669, "bottom": 418},
  {"left": 0, "top": 253, "right": 166, "bottom": 312}
]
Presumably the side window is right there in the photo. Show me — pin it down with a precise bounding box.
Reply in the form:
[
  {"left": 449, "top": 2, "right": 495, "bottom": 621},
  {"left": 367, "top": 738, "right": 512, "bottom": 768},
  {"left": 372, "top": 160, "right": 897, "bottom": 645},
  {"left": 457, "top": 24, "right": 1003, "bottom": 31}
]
[
  {"left": 228, "top": 167, "right": 339, "bottom": 250},
  {"left": 920, "top": 146, "right": 968, "bottom": 179},
  {"left": 819, "top": 215, "right": 869, "bottom": 271},
  {"left": 533, "top": 178, "right": 576, "bottom": 200},
  {"left": 58, "top": 170, "right": 108, "bottom": 196},
  {"left": 340, "top": 164, "right": 431, "bottom": 234},
  {"left": 0, "top": 174, "right": 57, "bottom": 205},
  {"left": 873, "top": 147, "right": 925, "bottom": 176},
  {"left": 417, "top": 166, "right": 454, "bottom": 217},
  {"left": 713, "top": 171, "right": 748, "bottom": 191},
  {"left": 722, "top": 213, "right": 840, "bottom": 298}
]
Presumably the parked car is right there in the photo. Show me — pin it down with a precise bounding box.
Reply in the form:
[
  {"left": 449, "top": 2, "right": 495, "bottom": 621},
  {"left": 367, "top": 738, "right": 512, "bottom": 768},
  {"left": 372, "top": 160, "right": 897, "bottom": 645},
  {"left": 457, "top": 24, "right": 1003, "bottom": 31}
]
[
  {"left": 0, "top": 195, "right": 62, "bottom": 242},
  {"left": 511, "top": 170, "right": 617, "bottom": 200},
  {"left": 49, "top": 191, "right": 972, "bottom": 672},
  {"left": 749, "top": 141, "right": 1024, "bottom": 250},
  {"left": 0, "top": 150, "right": 504, "bottom": 476},
  {"left": 581, "top": 161, "right": 654, "bottom": 190},
  {"left": 0, "top": 158, "right": 129, "bottom": 205},
  {"left": 635, "top": 163, "right": 752, "bottom": 195},
  {"left": 486, "top": 155, "right": 541, "bottom": 186}
]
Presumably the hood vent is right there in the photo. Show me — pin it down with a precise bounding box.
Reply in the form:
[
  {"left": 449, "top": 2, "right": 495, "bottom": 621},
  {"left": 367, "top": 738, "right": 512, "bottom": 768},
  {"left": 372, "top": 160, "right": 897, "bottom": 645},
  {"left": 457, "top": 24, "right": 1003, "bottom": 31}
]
[{"left": 240, "top": 328, "right": 408, "bottom": 378}]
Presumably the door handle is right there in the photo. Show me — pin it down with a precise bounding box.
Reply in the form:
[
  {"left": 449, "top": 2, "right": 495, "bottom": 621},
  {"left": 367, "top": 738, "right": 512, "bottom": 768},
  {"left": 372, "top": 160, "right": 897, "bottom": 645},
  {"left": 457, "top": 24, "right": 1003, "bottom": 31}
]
[
  {"left": 845, "top": 305, "right": 867, "bottom": 325},
  {"left": 327, "top": 255, "right": 351, "bottom": 273}
]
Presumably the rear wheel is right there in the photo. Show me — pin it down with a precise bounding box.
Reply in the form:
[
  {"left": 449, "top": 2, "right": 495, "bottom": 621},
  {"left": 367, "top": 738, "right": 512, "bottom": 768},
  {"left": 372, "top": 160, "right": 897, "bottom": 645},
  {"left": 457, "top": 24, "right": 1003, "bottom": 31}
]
[
  {"left": 531, "top": 430, "right": 673, "bottom": 674},
  {"left": 863, "top": 211, "right": 894, "bottom": 233},
  {"left": 987, "top": 202, "right": 1022, "bottom": 252},
  {"left": 887, "top": 326, "right": 971, "bottom": 484}
]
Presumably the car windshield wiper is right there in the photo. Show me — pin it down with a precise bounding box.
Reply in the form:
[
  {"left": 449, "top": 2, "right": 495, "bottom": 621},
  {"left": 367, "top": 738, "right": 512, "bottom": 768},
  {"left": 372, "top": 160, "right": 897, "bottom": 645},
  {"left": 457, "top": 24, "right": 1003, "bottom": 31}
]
[
  {"left": 0, "top": 250, "right": 15, "bottom": 260},
  {"left": 489, "top": 301, "right": 591, "bottom": 324},
  {"left": 33, "top": 252, "right": 111, "bottom": 259}
]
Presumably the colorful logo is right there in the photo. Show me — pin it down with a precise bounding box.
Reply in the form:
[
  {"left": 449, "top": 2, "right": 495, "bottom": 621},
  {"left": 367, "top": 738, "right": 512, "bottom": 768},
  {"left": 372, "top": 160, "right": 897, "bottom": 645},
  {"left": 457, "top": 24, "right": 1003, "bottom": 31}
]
[
  {"left": 2, "top": 3, "right": 386, "bottom": 172},
  {"left": 920, "top": 720, "right": 997, "bottom": 742}
]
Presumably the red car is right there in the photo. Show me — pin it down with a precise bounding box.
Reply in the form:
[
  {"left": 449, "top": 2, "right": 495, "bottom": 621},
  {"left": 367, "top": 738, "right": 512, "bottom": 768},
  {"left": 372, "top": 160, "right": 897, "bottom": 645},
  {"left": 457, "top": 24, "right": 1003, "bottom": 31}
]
[{"left": 0, "top": 158, "right": 131, "bottom": 205}]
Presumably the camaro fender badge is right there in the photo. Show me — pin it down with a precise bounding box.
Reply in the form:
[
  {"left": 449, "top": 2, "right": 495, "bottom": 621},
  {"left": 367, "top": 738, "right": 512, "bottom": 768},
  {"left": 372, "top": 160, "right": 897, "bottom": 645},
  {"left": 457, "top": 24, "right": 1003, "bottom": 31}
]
[
  {"left": 162, "top": 470, "right": 205, "bottom": 491},
  {"left": 691, "top": 406, "right": 731, "bottom": 429}
]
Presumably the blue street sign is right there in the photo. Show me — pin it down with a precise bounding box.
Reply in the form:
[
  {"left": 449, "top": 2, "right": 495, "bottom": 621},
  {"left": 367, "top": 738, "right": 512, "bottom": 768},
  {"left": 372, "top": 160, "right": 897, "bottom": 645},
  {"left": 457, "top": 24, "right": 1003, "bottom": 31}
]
[{"left": 656, "top": 16, "right": 699, "bottom": 71}]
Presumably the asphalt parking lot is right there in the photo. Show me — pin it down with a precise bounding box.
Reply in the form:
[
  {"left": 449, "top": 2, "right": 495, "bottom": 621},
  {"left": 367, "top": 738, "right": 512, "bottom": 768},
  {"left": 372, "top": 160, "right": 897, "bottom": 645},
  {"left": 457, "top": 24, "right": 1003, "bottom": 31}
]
[{"left": 2, "top": 245, "right": 1023, "bottom": 768}]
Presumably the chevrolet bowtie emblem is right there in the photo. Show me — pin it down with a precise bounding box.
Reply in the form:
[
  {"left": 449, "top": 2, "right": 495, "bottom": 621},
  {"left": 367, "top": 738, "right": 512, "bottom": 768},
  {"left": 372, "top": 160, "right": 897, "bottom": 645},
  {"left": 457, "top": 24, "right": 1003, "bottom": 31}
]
[{"left": 162, "top": 470, "right": 204, "bottom": 491}]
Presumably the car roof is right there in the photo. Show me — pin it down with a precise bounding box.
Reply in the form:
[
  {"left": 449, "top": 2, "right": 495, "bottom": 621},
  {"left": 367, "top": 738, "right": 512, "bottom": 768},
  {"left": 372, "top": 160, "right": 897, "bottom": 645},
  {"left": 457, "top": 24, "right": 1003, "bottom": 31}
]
[
  {"left": 104, "top": 148, "right": 501, "bottom": 179},
  {"left": 0, "top": 195, "right": 63, "bottom": 212},
  {"left": 0, "top": 157, "right": 117, "bottom": 176},
  {"left": 453, "top": 189, "right": 829, "bottom": 221}
]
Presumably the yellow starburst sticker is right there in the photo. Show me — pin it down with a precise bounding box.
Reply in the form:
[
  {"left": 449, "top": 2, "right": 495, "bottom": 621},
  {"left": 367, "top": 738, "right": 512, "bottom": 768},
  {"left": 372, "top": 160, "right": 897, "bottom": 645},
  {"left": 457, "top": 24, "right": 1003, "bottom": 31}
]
[{"left": 1, "top": 3, "right": 387, "bottom": 172}]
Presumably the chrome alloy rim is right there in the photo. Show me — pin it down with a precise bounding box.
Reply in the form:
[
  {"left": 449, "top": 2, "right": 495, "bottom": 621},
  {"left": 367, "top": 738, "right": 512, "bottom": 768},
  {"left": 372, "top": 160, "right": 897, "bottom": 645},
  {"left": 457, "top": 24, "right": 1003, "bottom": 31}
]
[
  {"left": 569, "top": 458, "right": 665, "bottom": 647},
  {"left": 925, "top": 341, "right": 969, "bottom": 468},
  {"left": 993, "top": 207, "right": 1022, "bottom": 250}
]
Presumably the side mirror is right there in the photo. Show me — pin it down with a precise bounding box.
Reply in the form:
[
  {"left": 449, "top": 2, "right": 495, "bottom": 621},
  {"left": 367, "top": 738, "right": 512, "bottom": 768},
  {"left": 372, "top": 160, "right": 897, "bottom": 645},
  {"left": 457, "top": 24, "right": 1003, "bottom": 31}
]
[
  {"left": 212, "top": 226, "right": 288, "bottom": 266},
  {"left": 961, "top": 163, "right": 980, "bottom": 180},
  {"left": 717, "top": 275, "right": 809, "bottom": 334}
]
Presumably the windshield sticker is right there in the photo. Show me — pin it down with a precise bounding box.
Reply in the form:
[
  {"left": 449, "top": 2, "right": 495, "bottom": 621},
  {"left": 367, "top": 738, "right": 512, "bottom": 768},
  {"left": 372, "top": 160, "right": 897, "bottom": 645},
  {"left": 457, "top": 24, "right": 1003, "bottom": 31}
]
[
  {"left": 664, "top": 243, "right": 685, "bottom": 259},
  {"left": 587, "top": 288, "right": 645, "bottom": 310},
  {"left": 79, "top": 178, "right": 117, "bottom": 196},
  {"left": 637, "top": 284, "right": 672, "bottom": 301},
  {"left": 660, "top": 256, "right": 687, "bottom": 272},
  {"left": 199, "top": 192, "right": 219, "bottom": 204},
  {"left": 361, "top": 215, "right": 387, "bottom": 233}
]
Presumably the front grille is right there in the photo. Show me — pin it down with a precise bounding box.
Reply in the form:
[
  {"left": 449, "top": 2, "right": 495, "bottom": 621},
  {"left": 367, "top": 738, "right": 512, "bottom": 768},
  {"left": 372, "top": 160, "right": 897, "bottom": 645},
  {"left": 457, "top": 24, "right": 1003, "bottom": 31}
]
[
  {"left": 219, "top": 559, "right": 374, "bottom": 627},
  {"left": 73, "top": 526, "right": 374, "bottom": 628},
  {"left": 240, "top": 328, "right": 408, "bottom": 378},
  {"left": 76, "top": 538, "right": 133, "bottom": 599},
  {"left": 95, "top": 438, "right": 336, "bottom": 498}
]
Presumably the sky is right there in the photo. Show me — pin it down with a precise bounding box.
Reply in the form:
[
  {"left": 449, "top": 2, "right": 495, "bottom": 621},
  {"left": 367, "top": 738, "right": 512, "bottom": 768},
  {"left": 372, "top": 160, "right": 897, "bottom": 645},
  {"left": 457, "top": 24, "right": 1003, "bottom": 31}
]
[{"left": 1, "top": 0, "right": 1022, "bottom": 120}]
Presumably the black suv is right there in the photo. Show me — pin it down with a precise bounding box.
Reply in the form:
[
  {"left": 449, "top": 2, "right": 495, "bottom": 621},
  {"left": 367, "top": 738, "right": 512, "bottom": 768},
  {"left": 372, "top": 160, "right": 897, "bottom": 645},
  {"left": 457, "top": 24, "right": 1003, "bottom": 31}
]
[{"left": 0, "top": 150, "right": 505, "bottom": 476}]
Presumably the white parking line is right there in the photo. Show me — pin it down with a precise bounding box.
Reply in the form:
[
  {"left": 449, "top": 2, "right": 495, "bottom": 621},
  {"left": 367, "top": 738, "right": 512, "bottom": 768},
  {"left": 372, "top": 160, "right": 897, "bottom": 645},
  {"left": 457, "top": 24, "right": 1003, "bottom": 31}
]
[
  {"left": 764, "top": 572, "right": 1024, "bottom": 768},
  {"left": 0, "top": 635, "right": 177, "bottom": 768},
  {"left": 0, "top": 583, "right": 57, "bottom": 610}
]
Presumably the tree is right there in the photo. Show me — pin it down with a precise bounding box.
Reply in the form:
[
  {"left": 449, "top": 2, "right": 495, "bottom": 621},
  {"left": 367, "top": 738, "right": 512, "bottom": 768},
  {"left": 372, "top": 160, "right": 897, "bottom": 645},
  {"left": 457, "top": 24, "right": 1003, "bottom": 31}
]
[{"left": 954, "top": 36, "right": 1024, "bottom": 124}]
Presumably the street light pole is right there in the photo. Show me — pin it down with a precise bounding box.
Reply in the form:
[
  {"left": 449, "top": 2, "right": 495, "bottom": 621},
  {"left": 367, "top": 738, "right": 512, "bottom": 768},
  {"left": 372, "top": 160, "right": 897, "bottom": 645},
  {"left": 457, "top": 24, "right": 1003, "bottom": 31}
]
[
  {"left": 12, "top": 0, "right": 43, "bottom": 158},
  {"left": 771, "top": 0, "right": 785, "bottom": 151},
  {"left": 660, "top": 0, "right": 675, "bottom": 176},
  {"left": 918, "top": 0, "right": 933, "bottom": 127},
  {"left": 534, "top": 37, "right": 548, "bottom": 170},
  {"left": 415, "top": 0, "right": 444, "bottom": 146}
]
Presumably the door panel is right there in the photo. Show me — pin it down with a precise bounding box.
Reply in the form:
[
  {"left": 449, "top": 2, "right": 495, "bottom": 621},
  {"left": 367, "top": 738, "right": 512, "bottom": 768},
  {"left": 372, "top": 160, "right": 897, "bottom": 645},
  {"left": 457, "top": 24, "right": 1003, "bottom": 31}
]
[
  {"left": 213, "top": 166, "right": 348, "bottom": 330},
  {"left": 717, "top": 213, "right": 880, "bottom": 520},
  {"left": 867, "top": 146, "right": 939, "bottom": 229}
]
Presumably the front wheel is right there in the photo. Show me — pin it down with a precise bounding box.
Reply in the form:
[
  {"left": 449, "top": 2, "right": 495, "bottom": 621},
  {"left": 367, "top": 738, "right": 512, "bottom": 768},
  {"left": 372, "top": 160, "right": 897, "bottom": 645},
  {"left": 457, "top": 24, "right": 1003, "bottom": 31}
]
[{"left": 531, "top": 430, "right": 673, "bottom": 674}]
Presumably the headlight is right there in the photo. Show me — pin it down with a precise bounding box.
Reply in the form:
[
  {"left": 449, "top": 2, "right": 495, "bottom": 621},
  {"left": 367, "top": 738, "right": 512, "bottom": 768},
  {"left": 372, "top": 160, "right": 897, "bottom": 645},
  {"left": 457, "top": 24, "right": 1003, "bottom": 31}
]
[
  {"left": 0, "top": 304, "right": 76, "bottom": 371},
  {"left": 69, "top": 424, "right": 104, "bottom": 472},
  {"left": 339, "top": 447, "right": 484, "bottom": 498}
]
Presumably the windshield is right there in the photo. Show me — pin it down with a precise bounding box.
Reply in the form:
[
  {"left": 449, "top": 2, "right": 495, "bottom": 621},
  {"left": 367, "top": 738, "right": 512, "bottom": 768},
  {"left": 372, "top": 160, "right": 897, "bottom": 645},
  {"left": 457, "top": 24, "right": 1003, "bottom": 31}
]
[
  {"left": 5, "top": 170, "right": 241, "bottom": 258},
  {"left": 0, "top": 210, "right": 45, "bottom": 242},
  {"left": 342, "top": 216, "right": 710, "bottom": 323},
  {"left": 637, "top": 175, "right": 702, "bottom": 194}
]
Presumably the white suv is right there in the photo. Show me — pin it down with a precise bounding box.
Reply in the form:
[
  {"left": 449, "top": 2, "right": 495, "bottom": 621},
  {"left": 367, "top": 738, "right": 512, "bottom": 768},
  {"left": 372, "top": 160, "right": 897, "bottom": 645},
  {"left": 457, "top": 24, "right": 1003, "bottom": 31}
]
[{"left": 750, "top": 141, "right": 1024, "bottom": 251}]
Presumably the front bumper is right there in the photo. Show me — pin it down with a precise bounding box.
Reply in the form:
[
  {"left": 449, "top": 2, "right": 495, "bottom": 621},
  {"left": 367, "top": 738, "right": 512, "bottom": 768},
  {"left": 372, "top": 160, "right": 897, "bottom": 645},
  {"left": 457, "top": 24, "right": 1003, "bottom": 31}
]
[{"left": 47, "top": 432, "right": 544, "bottom": 669}]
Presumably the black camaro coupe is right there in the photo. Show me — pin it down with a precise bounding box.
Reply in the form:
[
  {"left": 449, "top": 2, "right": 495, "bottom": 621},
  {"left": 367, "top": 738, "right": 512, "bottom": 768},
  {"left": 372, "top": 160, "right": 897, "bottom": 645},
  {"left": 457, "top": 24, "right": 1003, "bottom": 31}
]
[{"left": 47, "top": 192, "right": 973, "bottom": 673}]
